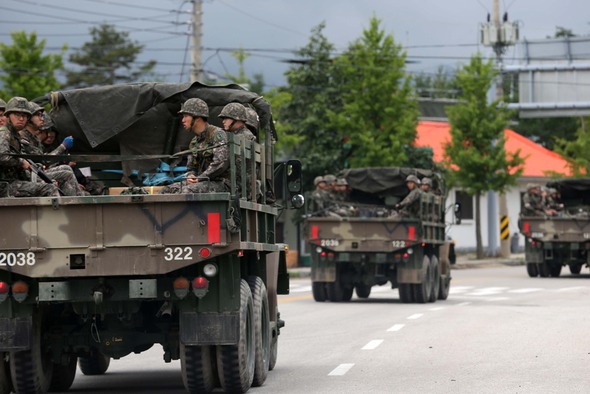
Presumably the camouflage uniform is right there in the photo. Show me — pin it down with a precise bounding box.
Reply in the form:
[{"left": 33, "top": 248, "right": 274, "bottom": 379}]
[
  {"left": 522, "top": 184, "right": 546, "bottom": 216},
  {"left": 309, "top": 176, "right": 327, "bottom": 214},
  {"left": 395, "top": 175, "right": 423, "bottom": 218},
  {"left": 19, "top": 127, "right": 84, "bottom": 196},
  {"left": 0, "top": 97, "right": 57, "bottom": 197}
]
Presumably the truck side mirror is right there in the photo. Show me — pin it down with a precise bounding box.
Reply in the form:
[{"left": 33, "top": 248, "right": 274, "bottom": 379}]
[
  {"left": 454, "top": 202, "right": 462, "bottom": 225},
  {"left": 285, "top": 160, "right": 304, "bottom": 209}
]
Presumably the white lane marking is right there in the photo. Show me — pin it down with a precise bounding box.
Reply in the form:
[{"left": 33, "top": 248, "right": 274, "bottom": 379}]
[
  {"left": 485, "top": 297, "right": 510, "bottom": 302},
  {"left": 449, "top": 286, "right": 475, "bottom": 294},
  {"left": 457, "top": 302, "right": 471, "bottom": 306},
  {"left": 429, "top": 307, "right": 445, "bottom": 311},
  {"left": 387, "top": 324, "right": 405, "bottom": 332},
  {"left": 328, "top": 363, "right": 354, "bottom": 376},
  {"left": 467, "top": 287, "right": 509, "bottom": 296},
  {"left": 508, "top": 288, "right": 543, "bottom": 294},
  {"left": 290, "top": 286, "right": 312, "bottom": 293},
  {"left": 407, "top": 313, "right": 423, "bottom": 320},
  {"left": 362, "top": 339, "right": 384, "bottom": 350},
  {"left": 555, "top": 286, "right": 587, "bottom": 292}
]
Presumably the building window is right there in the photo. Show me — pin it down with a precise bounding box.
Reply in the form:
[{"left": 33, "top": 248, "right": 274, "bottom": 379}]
[{"left": 455, "top": 190, "right": 474, "bottom": 220}]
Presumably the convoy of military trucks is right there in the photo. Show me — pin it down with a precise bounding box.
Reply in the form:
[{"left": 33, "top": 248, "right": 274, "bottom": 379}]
[{"left": 0, "top": 83, "right": 303, "bottom": 394}]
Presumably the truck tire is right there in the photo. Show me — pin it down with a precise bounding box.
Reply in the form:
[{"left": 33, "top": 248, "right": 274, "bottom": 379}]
[
  {"left": 312, "top": 282, "right": 327, "bottom": 302},
  {"left": 181, "top": 344, "right": 216, "bottom": 393},
  {"left": 269, "top": 332, "right": 278, "bottom": 372},
  {"left": 247, "top": 276, "right": 270, "bottom": 387},
  {"left": 341, "top": 285, "right": 354, "bottom": 302},
  {"left": 413, "top": 255, "right": 433, "bottom": 303},
  {"left": 326, "top": 281, "right": 343, "bottom": 302},
  {"left": 526, "top": 263, "right": 539, "bottom": 277},
  {"left": 538, "top": 262, "right": 550, "bottom": 278},
  {"left": 355, "top": 284, "right": 371, "bottom": 299},
  {"left": 10, "top": 312, "right": 53, "bottom": 394},
  {"left": 550, "top": 264, "right": 562, "bottom": 277},
  {"left": 216, "top": 279, "right": 255, "bottom": 393},
  {"left": 569, "top": 264, "right": 582, "bottom": 274},
  {"left": 438, "top": 274, "right": 451, "bottom": 300},
  {"left": 398, "top": 284, "right": 414, "bottom": 303},
  {"left": 79, "top": 352, "right": 110, "bottom": 375},
  {"left": 428, "top": 255, "right": 441, "bottom": 303},
  {"left": 49, "top": 355, "right": 77, "bottom": 392},
  {"left": 0, "top": 353, "right": 12, "bottom": 394}
]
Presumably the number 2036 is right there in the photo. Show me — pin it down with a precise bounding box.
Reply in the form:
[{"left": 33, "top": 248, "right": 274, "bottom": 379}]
[{"left": 0, "top": 252, "right": 36, "bottom": 266}]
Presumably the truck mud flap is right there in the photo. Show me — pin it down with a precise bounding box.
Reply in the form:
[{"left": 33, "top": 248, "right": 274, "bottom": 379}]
[
  {"left": 180, "top": 312, "right": 239, "bottom": 346},
  {"left": 397, "top": 268, "right": 421, "bottom": 284},
  {"left": 0, "top": 317, "right": 32, "bottom": 351}
]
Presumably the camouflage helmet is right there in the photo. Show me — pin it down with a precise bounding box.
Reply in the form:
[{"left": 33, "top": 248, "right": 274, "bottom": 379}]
[
  {"left": 313, "top": 176, "right": 324, "bottom": 186},
  {"left": 0, "top": 99, "right": 6, "bottom": 110},
  {"left": 218, "top": 102, "right": 248, "bottom": 122},
  {"left": 336, "top": 177, "right": 348, "bottom": 186},
  {"left": 323, "top": 174, "right": 336, "bottom": 184},
  {"left": 28, "top": 102, "right": 44, "bottom": 116},
  {"left": 421, "top": 177, "right": 432, "bottom": 186},
  {"left": 245, "top": 107, "right": 259, "bottom": 129},
  {"left": 526, "top": 183, "right": 540, "bottom": 191},
  {"left": 39, "top": 113, "right": 55, "bottom": 131},
  {"left": 179, "top": 98, "right": 209, "bottom": 118},
  {"left": 405, "top": 174, "right": 420, "bottom": 185},
  {"left": 5, "top": 97, "right": 32, "bottom": 116}
]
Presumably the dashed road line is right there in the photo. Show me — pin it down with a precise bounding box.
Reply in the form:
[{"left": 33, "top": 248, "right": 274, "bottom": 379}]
[
  {"left": 508, "top": 288, "right": 543, "bottom": 293},
  {"left": 328, "top": 363, "right": 354, "bottom": 376},
  {"left": 387, "top": 324, "right": 405, "bottom": 332},
  {"left": 362, "top": 339, "right": 384, "bottom": 350},
  {"left": 407, "top": 313, "right": 423, "bottom": 320},
  {"left": 457, "top": 301, "right": 471, "bottom": 306},
  {"left": 429, "top": 306, "right": 445, "bottom": 311},
  {"left": 555, "top": 286, "right": 587, "bottom": 292}
]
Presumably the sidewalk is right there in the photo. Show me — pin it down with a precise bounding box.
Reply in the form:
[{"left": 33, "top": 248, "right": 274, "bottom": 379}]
[{"left": 288, "top": 253, "right": 526, "bottom": 278}]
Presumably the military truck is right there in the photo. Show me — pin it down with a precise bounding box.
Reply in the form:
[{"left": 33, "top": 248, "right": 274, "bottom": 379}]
[
  {"left": 0, "top": 83, "right": 303, "bottom": 394},
  {"left": 519, "top": 178, "right": 590, "bottom": 278},
  {"left": 304, "top": 168, "right": 455, "bottom": 303}
]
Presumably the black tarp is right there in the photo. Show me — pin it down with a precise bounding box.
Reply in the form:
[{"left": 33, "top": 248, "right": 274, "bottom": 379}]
[
  {"left": 547, "top": 178, "right": 590, "bottom": 205},
  {"left": 36, "top": 82, "right": 274, "bottom": 176}
]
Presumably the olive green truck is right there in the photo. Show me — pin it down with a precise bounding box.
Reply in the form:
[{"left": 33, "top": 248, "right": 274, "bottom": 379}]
[
  {"left": 304, "top": 168, "right": 455, "bottom": 304},
  {"left": 0, "top": 83, "right": 302, "bottom": 394},
  {"left": 519, "top": 178, "right": 590, "bottom": 278}
]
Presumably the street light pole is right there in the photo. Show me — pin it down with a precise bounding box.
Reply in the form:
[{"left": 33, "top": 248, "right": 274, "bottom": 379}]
[{"left": 190, "top": 0, "right": 202, "bottom": 83}]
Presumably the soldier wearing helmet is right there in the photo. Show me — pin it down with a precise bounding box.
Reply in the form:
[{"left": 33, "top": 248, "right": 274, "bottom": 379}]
[
  {"left": 309, "top": 175, "right": 328, "bottom": 213},
  {"left": 420, "top": 177, "right": 432, "bottom": 193},
  {"left": 160, "top": 98, "right": 230, "bottom": 194},
  {"left": 0, "top": 97, "right": 58, "bottom": 197},
  {"left": 218, "top": 103, "right": 255, "bottom": 142},
  {"left": 20, "top": 102, "right": 45, "bottom": 153},
  {"left": 244, "top": 107, "right": 259, "bottom": 138},
  {"left": 394, "top": 174, "right": 423, "bottom": 217},
  {"left": 522, "top": 184, "right": 548, "bottom": 216},
  {"left": 545, "top": 187, "right": 563, "bottom": 215},
  {"left": 0, "top": 99, "right": 6, "bottom": 127}
]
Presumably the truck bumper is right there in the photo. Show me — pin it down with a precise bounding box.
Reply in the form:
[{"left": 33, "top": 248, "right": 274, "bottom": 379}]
[
  {"left": 0, "top": 317, "right": 32, "bottom": 351},
  {"left": 180, "top": 312, "right": 239, "bottom": 346}
]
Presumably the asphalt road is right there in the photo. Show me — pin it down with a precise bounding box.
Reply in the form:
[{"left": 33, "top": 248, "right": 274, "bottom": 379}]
[{"left": 61, "top": 264, "right": 590, "bottom": 393}]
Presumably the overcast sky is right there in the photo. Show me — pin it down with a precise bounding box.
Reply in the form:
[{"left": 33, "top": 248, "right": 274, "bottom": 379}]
[{"left": 1, "top": 0, "right": 589, "bottom": 90}]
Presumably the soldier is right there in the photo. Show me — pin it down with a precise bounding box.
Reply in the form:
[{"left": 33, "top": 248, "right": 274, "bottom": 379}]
[
  {"left": 546, "top": 188, "right": 564, "bottom": 215},
  {"left": 0, "top": 99, "right": 6, "bottom": 127},
  {"left": 0, "top": 97, "right": 58, "bottom": 197},
  {"left": 219, "top": 103, "right": 255, "bottom": 142},
  {"left": 420, "top": 177, "right": 432, "bottom": 193},
  {"left": 309, "top": 175, "right": 327, "bottom": 214},
  {"left": 244, "top": 107, "right": 259, "bottom": 139},
  {"left": 21, "top": 102, "right": 44, "bottom": 145},
  {"left": 522, "top": 184, "right": 548, "bottom": 216},
  {"left": 160, "top": 98, "right": 229, "bottom": 194},
  {"left": 394, "top": 174, "right": 423, "bottom": 217}
]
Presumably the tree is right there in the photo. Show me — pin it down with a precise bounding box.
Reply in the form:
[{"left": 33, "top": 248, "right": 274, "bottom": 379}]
[
  {"left": 276, "top": 23, "right": 346, "bottom": 188},
  {"left": 65, "top": 24, "right": 156, "bottom": 88},
  {"left": 0, "top": 31, "right": 65, "bottom": 100},
  {"left": 330, "top": 17, "right": 419, "bottom": 168},
  {"left": 443, "top": 53, "right": 524, "bottom": 259},
  {"left": 553, "top": 117, "right": 590, "bottom": 176},
  {"left": 224, "top": 48, "right": 265, "bottom": 94}
]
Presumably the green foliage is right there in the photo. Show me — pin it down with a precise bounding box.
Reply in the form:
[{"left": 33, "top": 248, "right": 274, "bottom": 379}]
[
  {"left": 330, "top": 17, "right": 419, "bottom": 168},
  {"left": 0, "top": 31, "right": 65, "bottom": 100},
  {"left": 414, "top": 66, "right": 458, "bottom": 99},
  {"left": 553, "top": 117, "right": 590, "bottom": 177},
  {"left": 443, "top": 53, "right": 524, "bottom": 195},
  {"left": 223, "top": 48, "right": 265, "bottom": 94},
  {"left": 513, "top": 117, "right": 578, "bottom": 150},
  {"left": 65, "top": 24, "right": 156, "bottom": 88}
]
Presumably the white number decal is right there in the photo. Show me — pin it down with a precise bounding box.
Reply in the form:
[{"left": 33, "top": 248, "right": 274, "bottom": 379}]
[
  {"left": 392, "top": 240, "right": 407, "bottom": 248},
  {"left": 320, "top": 239, "right": 339, "bottom": 247},
  {"left": 0, "top": 252, "right": 36, "bottom": 266},
  {"left": 164, "top": 247, "right": 193, "bottom": 261}
]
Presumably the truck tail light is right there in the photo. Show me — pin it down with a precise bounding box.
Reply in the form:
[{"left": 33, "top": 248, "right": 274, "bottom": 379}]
[
  {"left": 173, "top": 277, "right": 190, "bottom": 299},
  {"left": 0, "top": 282, "right": 8, "bottom": 303},
  {"left": 192, "top": 277, "right": 209, "bottom": 299},
  {"left": 199, "top": 248, "right": 211, "bottom": 258},
  {"left": 12, "top": 281, "right": 29, "bottom": 303},
  {"left": 402, "top": 253, "right": 409, "bottom": 262},
  {"left": 523, "top": 222, "right": 530, "bottom": 235}
]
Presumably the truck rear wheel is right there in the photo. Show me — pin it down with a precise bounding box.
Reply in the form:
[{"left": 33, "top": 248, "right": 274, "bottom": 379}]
[
  {"left": 526, "top": 263, "right": 539, "bottom": 277},
  {"left": 550, "top": 264, "right": 562, "bottom": 277},
  {"left": 413, "top": 255, "right": 433, "bottom": 303},
  {"left": 355, "top": 284, "right": 371, "bottom": 299},
  {"left": 538, "top": 262, "right": 550, "bottom": 278},
  {"left": 49, "top": 354, "right": 77, "bottom": 392},
  {"left": 438, "top": 274, "right": 451, "bottom": 300},
  {"left": 181, "top": 344, "right": 216, "bottom": 393},
  {"left": 312, "top": 282, "right": 327, "bottom": 302},
  {"left": 216, "top": 279, "right": 255, "bottom": 393},
  {"left": 398, "top": 284, "right": 414, "bottom": 303},
  {"left": 569, "top": 264, "right": 582, "bottom": 274},
  {"left": 0, "top": 353, "right": 12, "bottom": 394},
  {"left": 79, "top": 352, "right": 110, "bottom": 375},
  {"left": 10, "top": 312, "right": 53, "bottom": 394},
  {"left": 247, "top": 276, "right": 270, "bottom": 387},
  {"left": 428, "top": 255, "right": 441, "bottom": 303}
]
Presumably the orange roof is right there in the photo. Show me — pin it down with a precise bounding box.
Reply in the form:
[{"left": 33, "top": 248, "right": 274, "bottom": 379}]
[{"left": 415, "top": 120, "right": 572, "bottom": 177}]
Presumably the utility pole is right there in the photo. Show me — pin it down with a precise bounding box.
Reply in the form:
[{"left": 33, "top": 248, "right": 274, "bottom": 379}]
[
  {"left": 480, "top": 0, "right": 519, "bottom": 257},
  {"left": 190, "top": 0, "right": 202, "bottom": 83}
]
